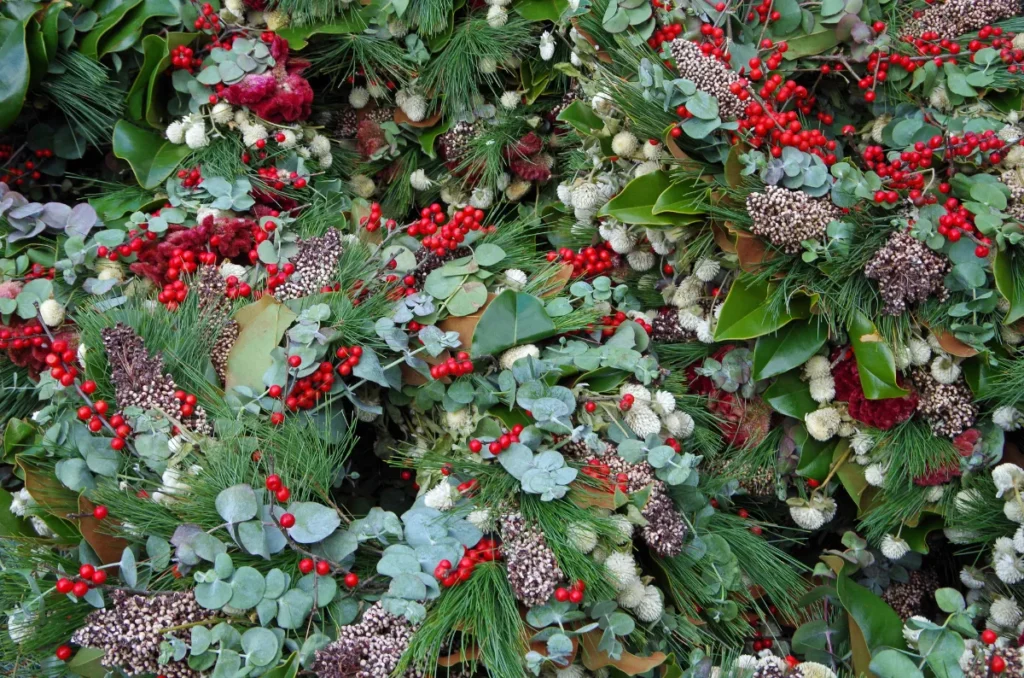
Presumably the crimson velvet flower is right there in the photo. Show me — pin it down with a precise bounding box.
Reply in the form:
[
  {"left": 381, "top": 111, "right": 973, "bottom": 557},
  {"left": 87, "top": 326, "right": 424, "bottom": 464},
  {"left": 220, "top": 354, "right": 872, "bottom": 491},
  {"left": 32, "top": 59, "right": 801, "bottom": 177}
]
[
  {"left": 832, "top": 351, "right": 917, "bottom": 430},
  {"left": 223, "top": 37, "right": 314, "bottom": 123}
]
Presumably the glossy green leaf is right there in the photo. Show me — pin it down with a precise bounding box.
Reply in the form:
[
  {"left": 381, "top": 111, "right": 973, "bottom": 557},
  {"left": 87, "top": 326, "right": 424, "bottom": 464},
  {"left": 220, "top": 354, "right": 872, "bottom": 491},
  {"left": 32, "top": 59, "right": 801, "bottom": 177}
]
[
  {"left": 847, "top": 312, "right": 908, "bottom": 399},
  {"left": 869, "top": 650, "right": 924, "bottom": 678},
  {"left": 556, "top": 100, "right": 603, "bottom": 133},
  {"left": 79, "top": 0, "right": 144, "bottom": 59},
  {"left": 651, "top": 180, "right": 707, "bottom": 216},
  {"left": 471, "top": 290, "right": 557, "bottom": 358},
  {"left": 112, "top": 120, "right": 192, "bottom": 190},
  {"left": 598, "top": 171, "right": 678, "bottom": 226},
  {"left": 837, "top": 574, "right": 907, "bottom": 653},
  {"left": 794, "top": 426, "right": 835, "bottom": 480},
  {"left": 0, "top": 17, "right": 30, "bottom": 130},
  {"left": 97, "top": 0, "right": 178, "bottom": 57},
  {"left": 764, "top": 370, "right": 817, "bottom": 418},
  {"left": 276, "top": 6, "right": 376, "bottom": 49},
  {"left": 753, "top": 317, "right": 828, "bottom": 379},
  {"left": 714, "top": 277, "right": 808, "bottom": 341},
  {"left": 993, "top": 249, "right": 1024, "bottom": 324},
  {"left": 126, "top": 34, "right": 166, "bottom": 120},
  {"left": 781, "top": 28, "right": 839, "bottom": 59},
  {"left": 514, "top": 0, "right": 568, "bottom": 22}
]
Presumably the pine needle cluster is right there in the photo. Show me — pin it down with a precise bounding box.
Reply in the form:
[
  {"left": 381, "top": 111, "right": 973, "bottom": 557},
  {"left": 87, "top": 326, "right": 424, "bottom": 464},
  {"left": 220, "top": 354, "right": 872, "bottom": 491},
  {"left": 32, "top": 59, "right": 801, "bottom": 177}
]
[
  {"left": 42, "top": 51, "right": 124, "bottom": 150},
  {"left": 305, "top": 33, "right": 413, "bottom": 90}
]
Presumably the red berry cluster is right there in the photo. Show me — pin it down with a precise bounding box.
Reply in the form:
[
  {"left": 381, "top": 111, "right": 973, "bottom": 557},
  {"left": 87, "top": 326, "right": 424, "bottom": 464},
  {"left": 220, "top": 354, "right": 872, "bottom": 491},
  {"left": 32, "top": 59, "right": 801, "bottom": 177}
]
[
  {"left": 55, "top": 562, "right": 109, "bottom": 600},
  {"left": 255, "top": 165, "right": 308, "bottom": 190},
  {"left": 22, "top": 262, "right": 57, "bottom": 281},
  {"left": 581, "top": 458, "right": 630, "bottom": 493},
  {"left": 747, "top": 0, "right": 782, "bottom": 25},
  {"left": 933, "top": 197, "right": 992, "bottom": 256},
  {"left": 158, "top": 279, "right": 189, "bottom": 310},
  {"left": 618, "top": 393, "right": 635, "bottom": 411},
  {"left": 170, "top": 45, "right": 202, "bottom": 73},
  {"left": 177, "top": 166, "right": 203, "bottom": 189},
  {"left": 456, "top": 478, "right": 478, "bottom": 496},
  {"left": 193, "top": 2, "right": 221, "bottom": 32},
  {"left": 1, "top": 157, "right": 45, "bottom": 186},
  {"left": 265, "top": 474, "right": 292, "bottom": 503},
  {"left": 860, "top": 143, "right": 933, "bottom": 202},
  {"left": 224, "top": 275, "right": 253, "bottom": 299},
  {"left": 545, "top": 243, "right": 619, "bottom": 277},
  {"left": 407, "top": 204, "right": 491, "bottom": 257},
  {"left": 737, "top": 101, "right": 837, "bottom": 163},
  {"left": 750, "top": 631, "right": 774, "bottom": 652},
  {"left": 434, "top": 537, "right": 501, "bottom": 587},
  {"left": 647, "top": 21, "right": 683, "bottom": 49},
  {"left": 360, "top": 202, "right": 394, "bottom": 232},
  {"left": 597, "top": 311, "right": 651, "bottom": 337},
  {"left": 553, "top": 579, "right": 587, "bottom": 603},
  {"left": 428, "top": 351, "right": 474, "bottom": 380},
  {"left": 468, "top": 424, "right": 524, "bottom": 456},
  {"left": 173, "top": 389, "right": 200, "bottom": 417},
  {"left": 262, "top": 261, "right": 297, "bottom": 294}
]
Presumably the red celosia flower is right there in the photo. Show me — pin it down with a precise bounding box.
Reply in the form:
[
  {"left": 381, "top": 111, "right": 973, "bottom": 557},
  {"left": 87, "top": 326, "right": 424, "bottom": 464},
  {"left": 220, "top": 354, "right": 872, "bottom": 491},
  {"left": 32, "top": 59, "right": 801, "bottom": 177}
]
[
  {"left": 223, "top": 37, "right": 313, "bottom": 123},
  {"left": 129, "top": 217, "right": 255, "bottom": 285},
  {"left": 355, "top": 119, "right": 387, "bottom": 159},
  {"left": 832, "top": 352, "right": 917, "bottom": 430}
]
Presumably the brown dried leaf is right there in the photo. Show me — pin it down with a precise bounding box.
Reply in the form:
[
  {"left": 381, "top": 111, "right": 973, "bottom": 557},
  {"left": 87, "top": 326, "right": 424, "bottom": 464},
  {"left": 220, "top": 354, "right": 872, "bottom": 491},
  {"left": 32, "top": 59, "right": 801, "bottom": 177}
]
[
  {"left": 736, "top": 232, "right": 772, "bottom": 273},
  {"left": 712, "top": 223, "right": 737, "bottom": 253},
  {"left": 935, "top": 330, "right": 978, "bottom": 358},
  {"left": 580, "top": 631, "right": 667, "bottom": 675},
  {"left": 394, "top": 108, "right": 442, "bottom": 128},
  {"left": 226, "top": 295, "right": 298, "bottom": 394},
  {"left": 78, "top": 496, "right": 129, "bottom": 564}
]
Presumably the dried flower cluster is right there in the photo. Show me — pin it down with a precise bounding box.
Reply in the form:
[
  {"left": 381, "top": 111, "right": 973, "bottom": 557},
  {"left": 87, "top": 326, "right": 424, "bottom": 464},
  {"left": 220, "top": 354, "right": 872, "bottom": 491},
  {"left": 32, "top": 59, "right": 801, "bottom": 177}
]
[
  {"left": 100, "top": 323, "right": 211, "bottom": 434},
  {"left": 864, "top": 231, "right": 950, "bottom": 315},
  {"left": 311, "top": 602, "right": 422, "bottom": 678},
  {"left": 274, "top": 229, "right": 344, "bottom": 300},
  {"left": 499, "top": 512, "right": 564, "bottom": 606},
  {"left": 745, "top": 186, "right": 841, "bottom": 254},
  {"left": 601, "top": 447, "right": 686, "bottom": 557},
  {"left": 70, "top": 591, "right": 214, "bottom": 677},
  {"left": 911, "top": 369, "right": 978, "bottom": 438},
  {"left": 903, "top": 0, "right": 1019, "bottom": 38},
  {"left": 669, "top": 39, "right": 745, "bottom": 118},
  {"left": 195, "top": 266, "right": 239, "bottom": 383},
  {"left": 881, "top": 569, "right": 939, "bottom": 620}
]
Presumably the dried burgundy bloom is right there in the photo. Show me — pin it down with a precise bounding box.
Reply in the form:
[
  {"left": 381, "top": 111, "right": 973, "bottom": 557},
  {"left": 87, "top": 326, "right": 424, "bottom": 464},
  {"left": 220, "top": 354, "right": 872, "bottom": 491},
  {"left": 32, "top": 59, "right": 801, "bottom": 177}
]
[
  {"left": 223, "top": 36, "right": 313, "bottom": 123},
  {"left": 882, "top": 569, "right": 939, "bottom": 621},
  {"left": 903, "top": 0, "right": 1018, "bottom": 39},
  {"left": 864, "top": 231, "right": 949, "bottom": 315},
  {"left": 274, "top": 228, "right": 344, "bottom": 300},
  {"left": 832, "top": 353, "right": 917, "bottom": 430},
  {"left": 311, "top": 602, "right": 422, "bottom": 678},
  {"left": 910, "top": 368, "right": 978, "bottom": 438},
  {"left": 745, "top": 186, "right": 841, "bottom": 254},
  {"left": 669, "top": 39, "right": 745, "bottom": 119},
  {"left": 70, "top": 591, "right": 215, "bottom": 678},
  {"left": 500, "top": 512, "right": 564, "bottom": 606}
]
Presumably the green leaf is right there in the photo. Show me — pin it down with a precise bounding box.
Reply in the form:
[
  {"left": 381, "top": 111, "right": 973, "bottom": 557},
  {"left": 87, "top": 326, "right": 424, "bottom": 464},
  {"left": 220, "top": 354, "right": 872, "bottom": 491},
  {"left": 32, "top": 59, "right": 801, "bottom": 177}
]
[
  {"left": 241, "top": 628, "right": 280, "bottom": 666},
  {"left": 447, "top": 281, "right": 488, "bottom": 316},
  {"left": 78, "top": 0, "right": 144, "bottom": 59},
  {"left": 286, "top": 502, "right": 341, "bottom": 544},
  {"left": 781, "top": 28, "right": 840, "bottom": 59},
  {"left": 598, "top": 171, "right": 679, "bottom": 226},
  {"left": 418, "top": 118, "right": 450, "bottom": 158},
  {"left": 944, "top": 63, "right": 978, "bottom": 97},
  {"left": 275, "top": 588, "right": 314, "bottom": 629},
  {"left": 276, "top": 6, "right": 376, "bottom": 49},
  {"left": 112, "top": 120, "right": 191, "bottom": 190},
  {"left": 753, "top": 318, "right": 828, "bottom": 379},
  {"left": 556, "top": 100, "right": 603, "bottom": 133},
  {"left": 870, "top": 650, "right": 924, "bottom": 678},
  {"left": 67, "top": 647, "right": 107, "bottom": 678},
  {"left": 215, "top": 484, "right": 259, "bottom": 524},
  {"left": 471, "top": 290, "right": 557, "bottom": 358},
  {"left": 515, "top": 0, "right": 568, "bottom": 21},
  {"left": 652, "top": 180, "right": 707, "bottom": 216},
  {"left": 848, "top": 311, "right": 908, "bottom": 399},
  {"left": 764, "top": 370, "right": 817, "bottom": 418},
  {"left": 0, "top": 17, "right": 30, "bottom": 130},
  {"left": 837, "top": 574, "right": 907, "bottom": 653},
  {"left": 934, "top": 588, "right": 965, "bottom": 613},
  {"left": 714, "top": 277, "right": 808, "bottom": 340},
  {"left": 993, "top": 249, "right": 1024, "bottom": 324},
  {"left": 970, "top": 181, "right": 1008, "bottom": 210},
  {"left": 474, "top": 243, "right": 506, "bottom": 267}
]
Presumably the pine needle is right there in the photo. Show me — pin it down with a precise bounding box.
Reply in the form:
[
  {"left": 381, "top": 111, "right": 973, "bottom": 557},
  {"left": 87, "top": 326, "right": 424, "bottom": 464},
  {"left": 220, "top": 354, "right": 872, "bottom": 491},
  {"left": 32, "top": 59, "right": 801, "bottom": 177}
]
[
  {"left": 305, "top": 33, "right": 413, "bottom": 89},
  {"left": 42, "top": 51, "right": 124, "bottom": 150}
]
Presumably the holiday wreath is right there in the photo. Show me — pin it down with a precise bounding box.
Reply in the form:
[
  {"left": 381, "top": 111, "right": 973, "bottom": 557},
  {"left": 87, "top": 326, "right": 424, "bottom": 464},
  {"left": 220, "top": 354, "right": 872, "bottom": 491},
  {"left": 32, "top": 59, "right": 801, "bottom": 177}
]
[{"left": 4, "top": 0, "right": 1024, "bottom": 676}]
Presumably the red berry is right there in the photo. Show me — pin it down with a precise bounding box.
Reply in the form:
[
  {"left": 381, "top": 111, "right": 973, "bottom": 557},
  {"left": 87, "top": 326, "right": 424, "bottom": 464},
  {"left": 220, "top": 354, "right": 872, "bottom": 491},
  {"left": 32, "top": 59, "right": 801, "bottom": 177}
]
[
  {"left": 81, "top": 380, "right": 96, "bottom": 394},
  {"left": 92, "top": 505, "right": 108, "bottom": 520},
  {"left": 737, "top": 508, "right": 749, "bottom": 519},
  {"left": 79, "top": 564, "right": 95, "bottom": 579},
  {"left": 269, "top": 385, "right": 283, "bottom": 398},
  {"left": 469, "top": 439, "right": 482, "bottom": 453},
  {"left": 72, "top": 581, "right": 89, "bottom": 598},
  {"left": 976, "top": 246, "right": 990, "bottom": 258},
  {"left": 279, "top": 512, "right": 296, "bottom": 528},
  {"left": 276, "top": 487, "right": 291, "bottom": 502},
  {"left": 266, "top": 474, "right": 282, "bottom": 491},
  {"left": 982, "top": 629, "right": 998, "bottom": 645},
  {"left": 299, "top": 558, "right": 314, "bottom": 574},
  {"left": 56, "top": 645, "right": 72, "bottom": 661},
  {"left": 56, "top": 577, "right": 73, "bottom": 594},
  {"left": 91, "top": 570, "right": 107, "bottom": 585},
  {"left": 288, "top": 355, "right": 301, "bottom": 367},
  {"left": 315, "top": 561, "right": 331, "bottom": 576},
  {"left": 569, "top": 590, "right": 583, "bottom": 603},
  {"left": 554, "top": 587, "right": 570, "bottom": 602},
  {"left": 584, "top": 402, "right": 597, "bottom": 413},
  {"left": 344, "top": 572, "right": 359, "bottom": 588},
  {"left": 992, "top": 656, "right": 1006, "bottom": 674}
]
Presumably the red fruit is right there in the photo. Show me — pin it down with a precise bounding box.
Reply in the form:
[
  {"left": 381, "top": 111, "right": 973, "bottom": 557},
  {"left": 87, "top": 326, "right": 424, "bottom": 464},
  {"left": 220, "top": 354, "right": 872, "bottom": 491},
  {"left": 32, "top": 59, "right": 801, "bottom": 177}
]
[
  {"left": 316, "top": 561, "right": 331, "bottom": 576},
  {"left": 94, "top": 400, "right": 108, "bottom": 415},
  {"left": 77, "top": 406, "right": 92, "bottom": 420},
  {"left": 554, "top": 587, "right": 570, "bottom": 602},
  {"left": 982, "top": 629, "right": 998, "bottom": 645},
  {"left": 569, "top": 590, "right": 583, "bottom": 603},
  {"left": 287, "top": 355, "right": 301, "bottom": 368},
  {"left": 92, "top": 505, "right": 108, "bottom": 520},
  {"left": 81, "top": 380, "right": 96, "bottom": 395},
  {"left": 56, "top": 577, "right": 73, "bottom": 594},
  {"left": 469, "top": 439, "right": 483, "bottom": 453},
  {"left": 976, "top": 246, "right": 990, "bottom": 258},
  {"left": 276, "top": 487, "right": 291, "bottom": 502},
  {"left": 79, "top": 564, "right": 95, "bottom": 580},
  {"left": 110, "top": 438, "right": 125, "bottom": 451},
  {"left": 269, "top": 385, "right": 283, "bottom": 398},
  {"left": 807, "top": 478, "right": 820, "bottom": 488},
  {"left": 299, "top": 558, "right": 314, "bottom": 574},
  {"left": 266, "top": 474, "right": 282, "bottom": 491},
  {"left": 489, "top": 441, "right": 502, "bottom": 454},
  {"left": 91, "top": 570, "right": 107, "bottom": 585},
  {"left": 585, "top": 402, "right": 597, "bottom": 413},
  {"left": 72, "top": 581, "right": 89, "bottom": 598},
  {"left": 992, "top": 656, "right": 1006, "bottom": 674},
  {"left": 279, "top": 513, "right": 296, "bottom": 528},
  {"left": 750, "top": 525, "right": 763, "bottom": 536},
  {"left": 56, "top": 645, "right": 72, "bottom": 661},
  {"left": 344, "top": 572, "right": 359, "bottom": 588},
  {"left": 737, "top": 508, "right": 749, "bottom": 519}
]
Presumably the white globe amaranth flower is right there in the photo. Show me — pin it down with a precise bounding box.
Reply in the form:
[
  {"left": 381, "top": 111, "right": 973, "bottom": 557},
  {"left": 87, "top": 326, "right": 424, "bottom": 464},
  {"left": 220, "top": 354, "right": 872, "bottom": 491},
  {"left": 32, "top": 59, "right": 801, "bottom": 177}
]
[
  {"left": 400, "top": 94, "right": 428, "bottom": 122},
  {"left": 960, "top": 566, "right": 987, "bottom": 589},
  {"left": 504, "top": 269, "right": 528, "bottom": 290},
  {"left": 634, "top": 161, "right": 661, "bottom": 177},
  {"left": 211, "top": 101, "right": 234, "bottom": 124},
  {"left": 165, "top": 120, "right": 187, "bottom": 144},
  {"left": 319, "top": 153, "right": 333, "bottom": 169},
  {"left": 499, "top": 344, "right": 540, "bottom": 370},
  {"left": 556, "top": 183, "right": 574, "bottom": 206},
  {"left": 635, "top": 585, "right": 664, "bottom": 622},
  {"left": 466, "top": 509, "right": 490, "bottom": 530},
  {"left": 930, "top": 354, "right": 961, "bottom": 384},
  {"left": 805, "top": 407, "right": 841, "bottom": 441},
  {"left": 1015, "top": 526, "right": 1024, "bottom": 553},
  {"left": 224, "top": 0, "right": 245, "bottom": 17},
  {"left": 908, "top": 337, "right": 932, "bottom": 365},
  {"left": 478, "top": 57, "right": 498, "bottom": 73},
  {"left": 500, "top": 90, "right": 520, "bottom": 110},
  {"left": 1002, "top": 323, "right": 1024, "bottom": 345},
  {"left": 1004, "top": 500, "right": 1024, "bottom": 523},
  {"left": 929, "top": 82, "right": 951, "bottom": 110},
  {"left": 809, "top": 377, "right": 836, "bottom": 404},
  {"left": 242, "top": 124, "right": 268, "bottom": 147},
  {"left": 607, "top": 225, "right": 636, "bottom": 254},
  {"left": 790, "top": 506, "right": 827, "bottom": 530},
  {"left": 617, "top": 579, "right": 646, "bottom": 608},
  {"left": 185, "top": 123, "right": 210, "bottom": 149},
  {"left": 619, "top": 383, "right": 652, "bottom": 403},
  {"left": 350, "top": 174, "right": 376, "bottom": 198},
  {"left": 797, "top": 662, "right": 836, "bottom": 678},
  {"left": 423, "top": 482, "right": 456, "bottom": 511},
  {"left": 469, "top": 186, "right": 494, "bottom": 210},
  {"left": 609, "top": 514, "right": 633, "bottom": 543},
  {"left": 567, "top": 522, "right": 598, "bottom": 553},
  {"left": 994, "top": 406, "right": 1023, "bottom": 432},
  {"left": 627, "top": 250, "right": 655, "bottom": 271},
  {"left": 366, "top": 81, "right": 387, "bottom": 98},
  {"left": 663, "top": 411, "right": 695, "bottom": 438},
  {"left": 654, "top": 390, "right": 676, "bottom": 414},
  {"left": 309, "top": 134, "right": 331, "bottom": 157},
  {"left": 39, "top": 299, "right": 65, "bottom": 326},
  {"left": 410, "top": 169, "right": 433, "bottom": 191},
  {"left": 611, "top": 131, "right": 638, "bottom": 157},
  {"left": 894, "top": 344, "right": 912, "bottom": 370},
  {"left": 625, "top": 405, "right": 661, "bottom": 438},
  {"left": 695, "top": 318, "right": 716, "bottom": 344},
  {"left": 995, "top": 551, "right": 1024, "bottom": 584},
  {"left": 693, "top": 258, "right": 720, "bottom": 282},
  {"left": 864, "top": 464, "right": 886, "bottom": 488},
  {"left": 487, "top": 4, "right": 508, "bottom": 26},
  {"left": 925, "top": 485, "right": 944, "bottom": 503},
  {"left": 539, "top": 31, "right": 556, "bottom": 61},
  {"left": 9, "top": 487, "right": 31, "bottom": 516},
  {"left": 642, "top": 140, "right": 663, "bottom": 160},
  {"left": 571, "top": 183, "right": 601, "bottom": 209},
  {"left": 993, "top": 464, "right": 1024, "bottom": 498},
  {"left": 443, "top": 408, "right": 476, "bottom": 438},
  {"left": 604, "top": 551, "right": 639, "bottom": 590},
  {"left": 734, "top": 656, "right": 759, "bottom": 672},
  {"left": 555, "top": 666, "right": 586, "bottom": 678},
  {"left": 387, "top": 18, "right": 408, "bottom": 37},
  {"left": 803, "top": 355, "right": 832, "bottom": 380},
  {"left": 348, "top": 87, "right": 370, "bottom": 108},
  {"left": 880, "top": 534, "right": 910, "bottom": 561},
  {"left": 991, "top": 597, "right": 1022, "bottom": 627}
]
